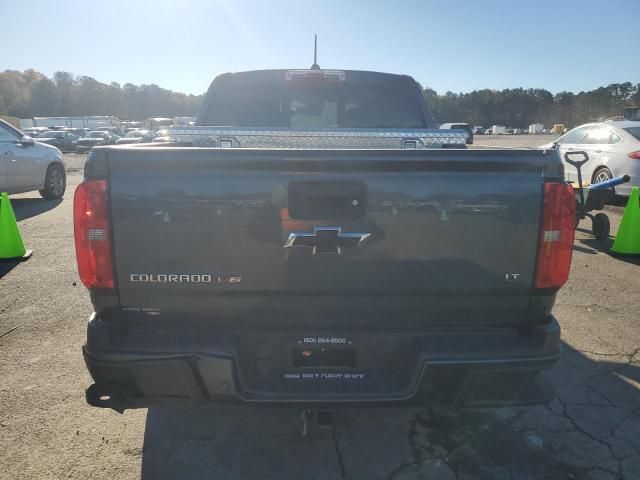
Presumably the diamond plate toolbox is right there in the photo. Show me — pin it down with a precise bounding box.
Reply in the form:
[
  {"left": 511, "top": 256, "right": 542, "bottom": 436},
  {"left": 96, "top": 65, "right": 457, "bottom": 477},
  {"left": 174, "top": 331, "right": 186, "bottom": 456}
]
[{"left": 167, "top": 127, "right": 467, "bottom": 149}]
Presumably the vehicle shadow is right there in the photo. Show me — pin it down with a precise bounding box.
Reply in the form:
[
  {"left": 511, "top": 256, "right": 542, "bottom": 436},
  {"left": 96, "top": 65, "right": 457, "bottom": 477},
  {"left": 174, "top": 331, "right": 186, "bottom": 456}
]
[
  {"left": 573, "top": 234, "right": 613, "bottom": 255},
  {"left": 0, "top": 260, "right": 20, "bottom": 280},
  {"left": 573, "top": 230, "right": 640, "bottom": 266},
  {"left": 139, "top": 342, "right": 640, "bottom": 480},
  {"left": 9, "top": 197, "right": 63, "bottom": 221}
]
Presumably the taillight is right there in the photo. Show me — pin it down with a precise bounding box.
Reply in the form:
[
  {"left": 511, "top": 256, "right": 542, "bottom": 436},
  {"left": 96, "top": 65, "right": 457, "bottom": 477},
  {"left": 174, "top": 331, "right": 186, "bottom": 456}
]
[
  {"left": 628, "top": 151, "right": 640, "bottom": 159},
  {"left": 534, "top": 182, "right": 576, "bottom": 289},
  {"left": 73, "top": 180, "right": 114, "bottom": 289}
]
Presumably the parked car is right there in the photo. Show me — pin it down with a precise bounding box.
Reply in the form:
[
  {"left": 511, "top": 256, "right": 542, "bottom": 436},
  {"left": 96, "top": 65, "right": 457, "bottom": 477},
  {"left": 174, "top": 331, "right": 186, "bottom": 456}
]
[
  {"left": 120, "top": 121, "right": 142, "bottom": 132},
  {"left": 0, "top": 119, "right": 66, "bottom": 199},
  {"left": 151, "top": 128, "right": 171, "bottom": 143},
  {"left": 540, "top": 121, "right": 640, "bottom": 197},
  {"left": 66, "top": 127, "right": 89, "bottom": 138},
  {"left": 473, "top": 126, "right": 484, "bottom": 135},
  {"left": 22, "top": 127, "right": 49, "bottom": 137},
  {"left": 439, "top": 122, "right": 473, "bottom": 144},
  {"left": 76, "top": 131, "right": 111, "bottom": 152},
  {"left": 36, "top": 130, "right": 78, "bottom": 152},
  {"left": 115, "top": 129, "right": 156, "bottom": 145},
  {"left": 108, "top": 131, "right": 120, "bottom": 144},
  {"left": 95, "top": 126, "right": 123, "bottom": 138}
]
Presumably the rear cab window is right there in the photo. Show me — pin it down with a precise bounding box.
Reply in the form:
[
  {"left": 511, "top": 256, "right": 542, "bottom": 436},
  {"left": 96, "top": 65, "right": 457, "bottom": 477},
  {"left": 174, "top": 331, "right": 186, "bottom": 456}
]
[{"left": 198, "top": 71, "right": 428, "bottom": 129}]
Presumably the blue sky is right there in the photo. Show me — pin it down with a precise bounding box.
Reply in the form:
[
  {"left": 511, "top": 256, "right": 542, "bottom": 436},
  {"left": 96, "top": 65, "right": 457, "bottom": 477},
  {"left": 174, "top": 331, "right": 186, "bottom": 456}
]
[{"left": 2, "top": 0, "right": 638, "bottom": 95}]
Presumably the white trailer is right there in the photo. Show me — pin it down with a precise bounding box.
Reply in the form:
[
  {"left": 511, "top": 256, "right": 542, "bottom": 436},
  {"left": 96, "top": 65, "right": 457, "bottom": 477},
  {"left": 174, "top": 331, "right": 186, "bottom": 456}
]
[
  {"left": 32, "top": 117, "right": 70, "bottom": 128},
  {"left": 491, "top": 125, "right": 506, "bottom": 135},
  {"left": 83, "top": 116, "right": 121, "bottom": 129},
  {"left": 19, "top": 118, "right": 34, "bottom": 129},
  {"left": 528, "top": 123, "right": 544, "bottom": 134}
]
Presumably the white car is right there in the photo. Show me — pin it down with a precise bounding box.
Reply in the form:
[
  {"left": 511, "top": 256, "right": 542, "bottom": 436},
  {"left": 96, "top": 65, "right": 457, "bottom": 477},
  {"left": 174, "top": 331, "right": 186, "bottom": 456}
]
[
  {"left": 541, "top": 121, "right": 640, "bottom": 197},
  {"left": 0, "top": 119, "right": 66, "bottom": 199}
]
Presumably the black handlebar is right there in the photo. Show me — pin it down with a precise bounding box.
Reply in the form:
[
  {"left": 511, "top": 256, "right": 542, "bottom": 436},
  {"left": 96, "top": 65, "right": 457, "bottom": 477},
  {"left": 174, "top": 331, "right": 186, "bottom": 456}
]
[
  {"left": 564, "top": 151, "right": 589, "bottom": 214},
  {"left": 564, "top": 151, "right": 589, "bottom": 168}
]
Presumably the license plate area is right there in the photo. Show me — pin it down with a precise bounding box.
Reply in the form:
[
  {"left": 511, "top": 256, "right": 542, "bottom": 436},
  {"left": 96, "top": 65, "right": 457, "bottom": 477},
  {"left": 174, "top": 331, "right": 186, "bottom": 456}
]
[
  {"left": 293, "top": 347, "right": 357, "bottom": 369},
  {"left": 239, "top": 333, "right": 417, "bottom": 396}
]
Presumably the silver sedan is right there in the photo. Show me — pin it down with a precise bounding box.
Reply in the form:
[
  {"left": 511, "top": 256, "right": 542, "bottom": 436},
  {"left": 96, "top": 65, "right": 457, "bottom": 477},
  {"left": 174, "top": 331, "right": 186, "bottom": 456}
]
[
  {"left": 0, "top": 119, "right": 66, "bottom": 199},
  {"left": 541, "top": 121, "right": 640, "bottom": 197}
]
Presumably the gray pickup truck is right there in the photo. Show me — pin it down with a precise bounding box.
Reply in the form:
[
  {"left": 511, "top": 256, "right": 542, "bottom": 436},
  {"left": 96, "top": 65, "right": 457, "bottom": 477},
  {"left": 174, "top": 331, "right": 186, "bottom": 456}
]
[{"left": 75, "top": 69, "right": 576, "bottom": 412}]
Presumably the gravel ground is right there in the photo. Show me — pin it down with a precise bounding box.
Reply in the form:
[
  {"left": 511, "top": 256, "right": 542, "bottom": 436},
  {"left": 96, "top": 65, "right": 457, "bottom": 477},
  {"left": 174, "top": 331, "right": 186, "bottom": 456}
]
[{"left": 1, "top": 146, "right": 639, "bottom": 480}]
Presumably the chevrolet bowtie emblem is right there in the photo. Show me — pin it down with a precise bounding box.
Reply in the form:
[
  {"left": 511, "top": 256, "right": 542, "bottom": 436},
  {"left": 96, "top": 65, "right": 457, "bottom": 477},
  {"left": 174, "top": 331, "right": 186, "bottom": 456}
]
[{"left": 284, "top": 227, "right": 371, "bottom": 255}]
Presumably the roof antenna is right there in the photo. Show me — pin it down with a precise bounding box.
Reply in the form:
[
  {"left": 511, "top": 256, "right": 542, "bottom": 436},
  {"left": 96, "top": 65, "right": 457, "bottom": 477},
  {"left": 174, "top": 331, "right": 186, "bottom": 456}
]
[{"left": 310, "top": 34, "right": 320, "bottom": 70}]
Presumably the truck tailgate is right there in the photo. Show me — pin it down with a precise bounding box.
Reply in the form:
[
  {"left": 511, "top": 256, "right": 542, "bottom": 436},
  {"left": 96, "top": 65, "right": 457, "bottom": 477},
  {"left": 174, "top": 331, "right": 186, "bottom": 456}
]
[{"left": 103, "top": 147, "right": 554, "bottom": 328}]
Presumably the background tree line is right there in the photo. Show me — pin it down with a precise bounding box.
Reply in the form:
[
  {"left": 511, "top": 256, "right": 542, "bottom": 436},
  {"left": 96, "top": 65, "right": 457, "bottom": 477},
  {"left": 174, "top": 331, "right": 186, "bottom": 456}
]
[
  {"left": 0, "top": 69, "right": 202, "bottom": 120},
  {"left": 0, "top": 69, "right": 638, "bottom": 126},
  {"left": 424, "top": 83, "right": 640, "bottom": 128}
]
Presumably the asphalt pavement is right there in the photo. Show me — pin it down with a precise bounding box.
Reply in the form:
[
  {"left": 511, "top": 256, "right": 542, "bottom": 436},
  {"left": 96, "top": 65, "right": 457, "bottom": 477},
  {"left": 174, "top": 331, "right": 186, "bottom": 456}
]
[{"left": 0, "top": 148, "right": 639, "bottom": 480}]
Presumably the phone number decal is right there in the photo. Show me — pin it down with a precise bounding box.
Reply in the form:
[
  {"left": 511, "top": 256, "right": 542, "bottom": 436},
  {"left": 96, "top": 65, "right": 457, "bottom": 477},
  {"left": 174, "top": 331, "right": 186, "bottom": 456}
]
[
  {"left": 301, "top": 337, "right": 351, "bottom": 345},
  {"left": 284, "top": 372, "right": 365, "bottom": 380}
]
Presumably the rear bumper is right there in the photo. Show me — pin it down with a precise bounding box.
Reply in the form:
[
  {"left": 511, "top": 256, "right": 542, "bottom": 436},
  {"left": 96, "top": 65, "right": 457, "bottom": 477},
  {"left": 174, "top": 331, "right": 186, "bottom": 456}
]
[{"left": 83, "top": 315, "right": 561, "bottom": 412}]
